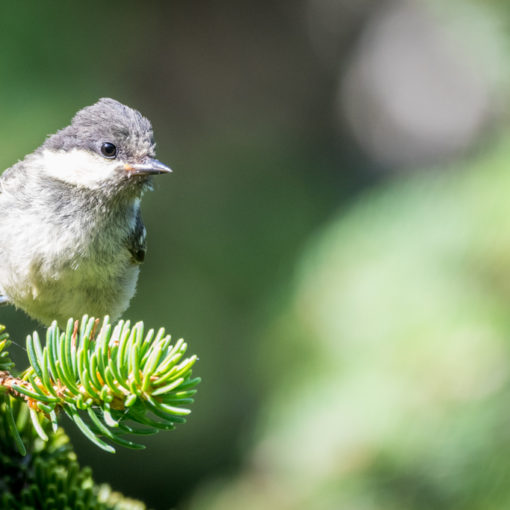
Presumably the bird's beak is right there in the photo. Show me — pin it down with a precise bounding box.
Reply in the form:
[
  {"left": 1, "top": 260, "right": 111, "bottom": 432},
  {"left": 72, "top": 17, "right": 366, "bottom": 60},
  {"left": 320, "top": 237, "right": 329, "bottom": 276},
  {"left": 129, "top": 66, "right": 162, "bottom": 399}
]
[{"left": 124, "top": 159, "right": 172, "bottom": 176}]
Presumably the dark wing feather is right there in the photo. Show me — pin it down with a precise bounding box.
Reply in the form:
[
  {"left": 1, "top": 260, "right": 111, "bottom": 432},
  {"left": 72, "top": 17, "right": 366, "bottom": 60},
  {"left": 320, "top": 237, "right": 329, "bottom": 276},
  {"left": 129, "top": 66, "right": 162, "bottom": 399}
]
[{"left": 127, "top": 210, "right": 147, "bottom": 264}]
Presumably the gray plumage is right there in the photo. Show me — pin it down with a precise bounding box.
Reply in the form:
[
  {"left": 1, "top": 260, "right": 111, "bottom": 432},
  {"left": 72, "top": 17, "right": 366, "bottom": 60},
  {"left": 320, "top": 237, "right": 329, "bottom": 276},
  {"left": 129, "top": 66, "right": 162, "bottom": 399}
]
[
  {"left": 0, "top": 98, "right": 171, "bottom": 326},
  {"left": 44, "top": 98, "right": 155, "bottom": 165}
]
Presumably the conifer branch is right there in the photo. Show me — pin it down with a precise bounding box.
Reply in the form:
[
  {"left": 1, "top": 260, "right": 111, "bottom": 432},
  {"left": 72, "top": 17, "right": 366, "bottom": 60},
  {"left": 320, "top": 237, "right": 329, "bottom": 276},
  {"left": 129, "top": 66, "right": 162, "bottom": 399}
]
[{"left": 0, "top": 315, "right": 200, "bottom": 453}]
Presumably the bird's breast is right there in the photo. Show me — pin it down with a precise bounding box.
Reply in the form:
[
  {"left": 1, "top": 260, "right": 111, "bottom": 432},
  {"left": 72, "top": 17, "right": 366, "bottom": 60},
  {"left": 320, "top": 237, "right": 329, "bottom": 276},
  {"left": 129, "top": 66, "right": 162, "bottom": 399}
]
[{"left": 0, "top": 191, "right": 141, "bottom": 325}]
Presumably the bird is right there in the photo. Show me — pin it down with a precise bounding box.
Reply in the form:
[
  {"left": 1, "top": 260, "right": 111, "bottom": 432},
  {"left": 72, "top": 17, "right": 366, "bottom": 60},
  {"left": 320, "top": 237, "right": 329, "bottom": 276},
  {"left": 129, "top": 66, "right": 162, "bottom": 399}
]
[{"left": 0, "top": 98, "right": 171, "bottom": 326}]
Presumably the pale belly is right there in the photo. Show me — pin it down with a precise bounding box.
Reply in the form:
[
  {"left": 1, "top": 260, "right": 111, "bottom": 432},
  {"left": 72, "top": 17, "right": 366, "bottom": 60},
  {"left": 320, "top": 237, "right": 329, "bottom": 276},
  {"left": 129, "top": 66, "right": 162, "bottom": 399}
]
[
  {"left": 2, "top": 246, "right": 140, "bottom": 326},
  {"left": 0, "top": 195, "right": 142, "bottom": 326}
]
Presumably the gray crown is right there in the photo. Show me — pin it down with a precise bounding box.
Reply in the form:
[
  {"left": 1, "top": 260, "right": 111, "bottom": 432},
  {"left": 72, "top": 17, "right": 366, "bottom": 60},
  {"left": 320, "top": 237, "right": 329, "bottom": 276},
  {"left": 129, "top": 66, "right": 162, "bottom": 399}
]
[{"left": 43, "top": 98, "right": 156, "bottom": 161}]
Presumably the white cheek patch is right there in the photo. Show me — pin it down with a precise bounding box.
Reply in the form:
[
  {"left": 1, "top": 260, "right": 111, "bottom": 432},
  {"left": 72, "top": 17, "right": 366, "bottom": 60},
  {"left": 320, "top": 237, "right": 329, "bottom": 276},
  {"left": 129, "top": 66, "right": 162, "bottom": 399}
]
[{"left": 38, "top": 149, "right": 119, "bottom": 188}]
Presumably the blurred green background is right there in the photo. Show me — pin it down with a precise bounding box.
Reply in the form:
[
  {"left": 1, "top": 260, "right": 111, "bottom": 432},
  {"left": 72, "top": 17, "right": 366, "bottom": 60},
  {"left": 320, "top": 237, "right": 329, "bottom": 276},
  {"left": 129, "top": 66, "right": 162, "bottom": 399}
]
[{"left": 3, "top": 1, "right": 510, "bottom": 508}]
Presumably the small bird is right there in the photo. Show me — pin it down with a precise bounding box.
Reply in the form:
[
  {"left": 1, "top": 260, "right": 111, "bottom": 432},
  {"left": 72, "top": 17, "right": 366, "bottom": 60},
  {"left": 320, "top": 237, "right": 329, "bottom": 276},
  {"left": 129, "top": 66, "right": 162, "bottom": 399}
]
[{"left": 0, "top": 98, "right": 171, "bottom": 326}]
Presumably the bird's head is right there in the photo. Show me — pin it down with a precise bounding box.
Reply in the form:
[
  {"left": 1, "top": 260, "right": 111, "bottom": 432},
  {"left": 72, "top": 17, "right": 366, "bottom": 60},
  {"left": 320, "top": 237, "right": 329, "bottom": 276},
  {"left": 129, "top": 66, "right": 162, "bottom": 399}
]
[{"left": 36, "top": 98, "right": 171, "bottom": 196}]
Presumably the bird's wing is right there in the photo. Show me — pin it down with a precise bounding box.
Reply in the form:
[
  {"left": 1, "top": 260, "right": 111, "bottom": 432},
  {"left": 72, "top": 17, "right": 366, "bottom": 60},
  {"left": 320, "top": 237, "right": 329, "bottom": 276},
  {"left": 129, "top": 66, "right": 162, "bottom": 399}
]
[{"left": 127, "top": 210, "right": 147, "bottom": 264}]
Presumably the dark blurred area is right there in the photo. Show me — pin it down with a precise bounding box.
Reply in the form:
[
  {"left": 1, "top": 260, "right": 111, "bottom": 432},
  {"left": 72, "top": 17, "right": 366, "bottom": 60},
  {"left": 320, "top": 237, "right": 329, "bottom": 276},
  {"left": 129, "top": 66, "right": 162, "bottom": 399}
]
[{"left": 2, "top": 1, "right": 510, "bottom": 509}]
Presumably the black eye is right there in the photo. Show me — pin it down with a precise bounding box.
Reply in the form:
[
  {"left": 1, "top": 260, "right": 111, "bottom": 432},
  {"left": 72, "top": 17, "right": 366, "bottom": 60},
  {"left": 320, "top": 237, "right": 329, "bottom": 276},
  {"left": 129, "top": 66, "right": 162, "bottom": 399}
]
[{"left": 101, "top": 142, "right": 117, "bottom": 158}]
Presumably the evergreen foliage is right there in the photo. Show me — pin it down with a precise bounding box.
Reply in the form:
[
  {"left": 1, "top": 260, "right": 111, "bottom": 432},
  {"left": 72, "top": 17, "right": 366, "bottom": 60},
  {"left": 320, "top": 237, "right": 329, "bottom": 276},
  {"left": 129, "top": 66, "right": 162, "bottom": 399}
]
[{"left": 0, "top": 315, "right": 200, "bottom": 508}]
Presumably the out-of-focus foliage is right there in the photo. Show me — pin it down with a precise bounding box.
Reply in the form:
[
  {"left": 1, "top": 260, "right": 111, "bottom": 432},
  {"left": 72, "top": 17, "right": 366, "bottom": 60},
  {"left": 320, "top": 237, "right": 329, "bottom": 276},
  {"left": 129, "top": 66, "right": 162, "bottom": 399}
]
[
  {"left": 184, "top": 1, "right": 510, "bottom": 505},
  {"left": 188, "top": 132, "right": 510, "bottom": 509}
]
